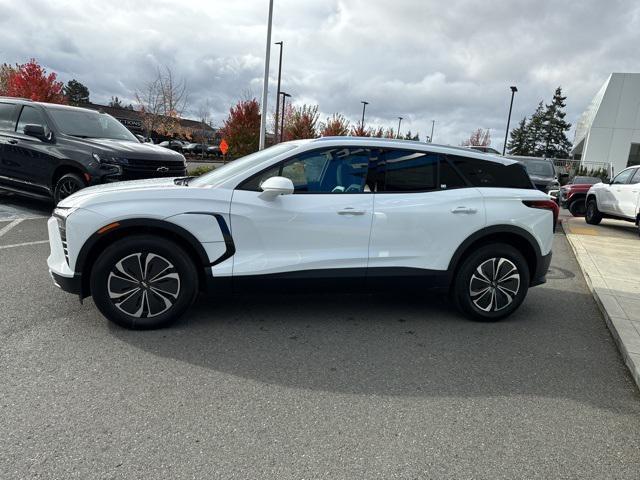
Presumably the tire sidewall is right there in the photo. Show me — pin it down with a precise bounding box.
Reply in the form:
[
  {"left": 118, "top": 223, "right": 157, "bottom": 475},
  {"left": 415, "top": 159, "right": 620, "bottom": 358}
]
[
  {"left": 454, "top": 243, "right": 530, "bottom": 321},
  {"left": 585, "top": 199, "right": 601, "bottom": 224},
  {"left": 90, "top": 235, "right": 198, "bottom": 329},
  {"left": 54, "top": 173, "right": 86, "bottom": 204}
]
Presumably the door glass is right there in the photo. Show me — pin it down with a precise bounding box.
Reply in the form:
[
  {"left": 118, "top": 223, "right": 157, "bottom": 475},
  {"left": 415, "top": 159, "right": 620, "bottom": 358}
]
[
  {"left": 379, "top": 150, "right": 437, "bottom": 192},
  {"left": 612, "top": 168, "right": 634, "bottom": 185},
  {"left": 17, "top": 106, "right": 49, "bottom": 134},
  {"left": 439, "top": 158, "right": 466, "bottom": 189},
  {"left": 630, "top": 168, "right": 640, "bottom": 184},
  {"left": 0, "top": 102, "right": 17, "bottom": 131}
]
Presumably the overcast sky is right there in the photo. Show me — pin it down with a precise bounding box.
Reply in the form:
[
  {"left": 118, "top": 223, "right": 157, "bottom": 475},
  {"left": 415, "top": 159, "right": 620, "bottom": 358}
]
[{"left": 1, "top": 0, "right": 639, "bottom": 148}]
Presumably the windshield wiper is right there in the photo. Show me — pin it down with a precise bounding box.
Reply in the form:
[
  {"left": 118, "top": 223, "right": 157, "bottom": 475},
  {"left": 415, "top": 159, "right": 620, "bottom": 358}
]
[{"left": 173, "top": 176, "right": 195, "bottom": 186}]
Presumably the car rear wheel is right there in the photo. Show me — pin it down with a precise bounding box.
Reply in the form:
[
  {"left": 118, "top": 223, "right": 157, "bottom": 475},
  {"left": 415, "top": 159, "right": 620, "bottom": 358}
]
[
  {"left": 54, "top": 173, "right": 86, "bottom": 204},
  {"left": 90, "top": 235, "right": 198, "bottom": 329},
  {"left": 585, "top": 199, "right": 603, "bottom": 225},
  {"left": 568, "top": 198, "right": 586, "bottom": 216},
  {"left": 452, "top": 243, "right": 530, "bottom": 321}
]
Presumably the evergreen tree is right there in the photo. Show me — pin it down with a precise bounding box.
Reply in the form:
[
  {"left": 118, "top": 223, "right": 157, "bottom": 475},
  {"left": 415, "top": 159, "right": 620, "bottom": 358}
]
[
  {"left": 526, "top": 102, "right": 546, "bottom": 156},
  {"left": 542, "top": 86, "right": 572, "bottom": 158},
  {"left": 63, "top": 79, "right": 90, "bottom": 104},
  {"left": 404, "top": 130, "right": 420, "bottom": 141},
  {"left": 507, "top": 117, "right": 529, "bottom": 156}
]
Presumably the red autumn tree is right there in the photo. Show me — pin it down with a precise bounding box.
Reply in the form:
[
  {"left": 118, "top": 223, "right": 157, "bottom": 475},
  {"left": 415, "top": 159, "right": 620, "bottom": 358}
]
[
  {"left": 350, "top": 123, "right": 371, "bottom": 137},
  {"left": 282, "top": 104, "right": 320, "bottom": 140},
  {"left": 461, "top": 128, "right": 491, "bottom": 147},
  {"left": 221, "top": 98, "right": 261, "bottom": 157},
  {"left": 4, "top": 59, "right": 66, "bottom": 104},
  {"left": 320, "top": 113, "right": 350, "bottom": 136}
]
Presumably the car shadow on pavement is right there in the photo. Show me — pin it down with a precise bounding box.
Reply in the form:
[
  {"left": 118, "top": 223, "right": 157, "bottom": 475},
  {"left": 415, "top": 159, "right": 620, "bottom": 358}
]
[{"left": 108, "top": 285, "right": 640, "bottom": 412}]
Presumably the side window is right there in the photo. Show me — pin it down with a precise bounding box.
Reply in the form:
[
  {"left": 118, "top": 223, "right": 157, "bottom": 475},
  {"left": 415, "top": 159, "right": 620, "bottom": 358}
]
[
  {"left": 16, "top": 106, "right": 48, "bottom": 134},
  {"left": 448, "top": 155, "right": 533, "bottom": 189},
  {"left": 630, "top": 168, "right": 640, "bottom": 184},
  {"left": 378, "top": 149, "right": 438, "bottom": 192},
  {"left": 611, "top": 168, "right": 634, "bottom": 185},
  {"left": 0, "top": 102, "right": 17, "bottom": 132},
  {"left": 439, "top": 158, "right": 466, "bottom": 189},
  {"left": 238, "top": 147, "right": 371, "bottom": 193}
]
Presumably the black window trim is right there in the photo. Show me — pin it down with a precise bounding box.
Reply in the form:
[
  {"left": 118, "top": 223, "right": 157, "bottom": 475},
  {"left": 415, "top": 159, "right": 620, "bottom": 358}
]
[{"left": 0, "top": 101, "right": 19, "bottom": 133}]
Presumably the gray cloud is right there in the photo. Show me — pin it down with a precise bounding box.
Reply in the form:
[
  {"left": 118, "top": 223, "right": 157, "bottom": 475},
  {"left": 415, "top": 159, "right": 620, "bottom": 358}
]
[{"left": 1, "top": 0, "right": 639, "bottom": 148}]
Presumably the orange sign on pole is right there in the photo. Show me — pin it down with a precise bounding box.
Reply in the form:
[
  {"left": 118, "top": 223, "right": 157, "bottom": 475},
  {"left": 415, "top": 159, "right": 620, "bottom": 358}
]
[{"left": 219, "top": 139, "right": 229, "bottom": 155}]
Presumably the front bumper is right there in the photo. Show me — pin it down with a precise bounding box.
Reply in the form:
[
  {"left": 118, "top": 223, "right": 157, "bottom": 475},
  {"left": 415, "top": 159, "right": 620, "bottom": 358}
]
[{"left": 50, "top": 270, "right": 82, "bottom": 295}]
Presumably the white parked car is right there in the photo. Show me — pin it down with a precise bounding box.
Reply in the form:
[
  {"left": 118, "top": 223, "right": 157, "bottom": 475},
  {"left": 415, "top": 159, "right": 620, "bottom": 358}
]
[
  {"left": 47, "top": 138, "right": 557, "bottom": 329},
  {"left": 585, "top": 165, "right": 640, "bottom": 232}
]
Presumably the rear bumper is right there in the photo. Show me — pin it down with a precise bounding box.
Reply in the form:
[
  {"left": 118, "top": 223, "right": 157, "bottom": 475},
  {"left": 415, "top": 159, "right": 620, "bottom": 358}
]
[{"left": 531, "top": 251, "right": 552, "bottom": 287}]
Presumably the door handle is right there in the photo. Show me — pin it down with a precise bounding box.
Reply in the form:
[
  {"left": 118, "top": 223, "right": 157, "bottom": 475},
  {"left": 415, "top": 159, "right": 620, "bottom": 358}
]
[
  {"left": 7, "top": 139, "right": 18, "bottom": 145},
  {"left": 338, "top": 207, "right": 366, "bottom": 216},
  {"left": 451, "top": 206, "right": 477, "bottom": 214}
]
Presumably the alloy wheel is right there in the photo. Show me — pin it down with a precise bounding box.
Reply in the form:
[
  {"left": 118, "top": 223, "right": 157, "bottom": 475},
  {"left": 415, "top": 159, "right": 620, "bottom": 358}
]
[
  {"left": 107, "top": 252, "right": 181, "bottom": 318},
  {"left": 56, "top": 179, "right": 81, "bottom": 201},
  {"left": 469, "top": 257, "right": 520, "bottom": 312}
]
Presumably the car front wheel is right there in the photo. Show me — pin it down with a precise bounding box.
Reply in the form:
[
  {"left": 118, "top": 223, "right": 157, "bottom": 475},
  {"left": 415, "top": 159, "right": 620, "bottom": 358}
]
[
  {"left": 90, "top": 235, "right": 198, "bottom": 329},
  {"left": 54, "top": 173, "right": 86, "bottom": 204},
  {"left": 585, "top": 199, "right": 603, "bottom": 225},
  {"left": 452, "top": 243, "right": 530, "bottom": 321}
]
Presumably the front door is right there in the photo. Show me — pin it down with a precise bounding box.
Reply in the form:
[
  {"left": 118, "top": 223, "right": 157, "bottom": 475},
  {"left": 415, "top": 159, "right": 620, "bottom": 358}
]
[
  {"left": 603, "top": 167, "right": 635, "bottom": 215},
  {"left": 230, "top": 146, "right": 373, "bottom": 286}
]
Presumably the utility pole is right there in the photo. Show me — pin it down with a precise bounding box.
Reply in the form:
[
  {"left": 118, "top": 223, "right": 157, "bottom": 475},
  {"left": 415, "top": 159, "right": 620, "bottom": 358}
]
[
  {"left": 280, "top": 92, "right": 291, "bottom": 142},
  {"left": 258, "top": 0, "right": 274, "bottom": 150},
  {"left": 397, "top": 117, "right": 403, "bottom": 138},
  {"left": 273, "top": 41, "right": 283, "bottom": 143},
  {"left": 430, "top": 120, "right": 435, "bottom": 143},
  {"left": 360, "top": 101, "right": 368, "bottom": 129},
  {"left": 503, "top": 86, "right": 518, "bottom": 155}
]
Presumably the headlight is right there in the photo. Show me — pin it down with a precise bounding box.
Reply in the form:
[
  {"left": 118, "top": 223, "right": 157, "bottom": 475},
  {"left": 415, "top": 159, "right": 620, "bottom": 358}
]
[{"left": 92, "top": 153, "right": 129, "bottom": 165}]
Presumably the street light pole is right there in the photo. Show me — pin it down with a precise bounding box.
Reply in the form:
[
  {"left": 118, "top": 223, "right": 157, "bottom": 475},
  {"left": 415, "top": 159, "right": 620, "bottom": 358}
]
[
  {"left": 258, "top": 0, "right": 274, "bottom": 150},
  {"left": 430, "top": 120, "right": 435, "bottom": 143},
  {"left": 503, "top": 85, "right": 518, "bottom": 156},
  {"left": 280, "top": 92, "right": 291, "bottom": 142},
  {"left": 273, "top": 41, "right": 283, "bottom": 143},
  {"left": 360, "top": 101, "right": 368, "bottom": 129},
  {"left": 397, "top": 117, "right": 403, "bottom": 138}
]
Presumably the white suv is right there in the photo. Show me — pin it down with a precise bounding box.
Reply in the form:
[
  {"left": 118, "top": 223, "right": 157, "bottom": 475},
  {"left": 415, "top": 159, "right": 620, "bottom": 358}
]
[
  {"left": 47, "top": 138, "right": 557, "bottom": 329},
  {"left": 585, "top": 166, "right": 640, "bottom": 232}
]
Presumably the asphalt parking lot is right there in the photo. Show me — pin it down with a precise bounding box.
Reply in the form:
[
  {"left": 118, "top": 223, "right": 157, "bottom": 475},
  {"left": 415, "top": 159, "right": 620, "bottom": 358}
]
[{"left": 1, "top": 193, "right": 640, "bottom": 479}]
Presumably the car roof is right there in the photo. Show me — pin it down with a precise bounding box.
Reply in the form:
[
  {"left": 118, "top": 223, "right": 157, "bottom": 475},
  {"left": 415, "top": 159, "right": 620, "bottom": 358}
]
[
  {"left": 298, "top": 136, "right": 517, "bottom": 166},
  {"left": 0, "top": 96, "right": 101, "bottom": 114}
]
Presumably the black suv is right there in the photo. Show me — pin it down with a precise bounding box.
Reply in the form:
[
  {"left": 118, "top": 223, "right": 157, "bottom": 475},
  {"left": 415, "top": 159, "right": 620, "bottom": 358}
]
[{"left": 0, "top": 98, "right": 187, "bottom": 203}]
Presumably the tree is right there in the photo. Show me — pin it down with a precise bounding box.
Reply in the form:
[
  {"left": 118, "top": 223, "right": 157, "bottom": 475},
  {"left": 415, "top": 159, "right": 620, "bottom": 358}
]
[
  {"left": 350, "top": 124, "right": 371, "bottom": 137},
  {"left": 282, "top": 104, "right": 320, "bottom": 140},
  {"left": 320, "top": 113, "right": 350, "bottom": 136},
  {"left": 64, "top": 79, "right": 90, "bottom": 105},
  {"left": 404, "top": 130, "right": 420, "bottom": 141},
  {"left": 371, "top": 126, "right": 384, "bottom": 138},
  {"left": 3, "top": 59, "right": 66, "bottom": 104},
  {"left": 0, "top": 63, "right": 16, "bottom": 95},
  {"left": 461, "top": 128, "right": 491, "bottom": 147},
  {"left": 136, "top": 66, "right": 189, "bottom": 138},
  {"left": 220, "top": 98, "right": 261, "bottom": 157},
  {"left": 109, "top": 96, "right": 124, "bottom": 108},
  {"left": 542, "top": 86, "right": 572, "bottom": 158},
  {"left": 506, "top": 117, "right": 529, "bottom": 156},
  {"left": 526, "top": 102, "right": 546, "bottom": 156}
]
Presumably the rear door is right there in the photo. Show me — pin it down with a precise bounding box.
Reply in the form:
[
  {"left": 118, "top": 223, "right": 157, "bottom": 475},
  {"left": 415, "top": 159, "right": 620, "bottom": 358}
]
[
  {"left": 368, "top": 149, "right": 486, "bottom": 274},
  {"left": 230, "top": 146, "right": 374, "bottom": 284}
]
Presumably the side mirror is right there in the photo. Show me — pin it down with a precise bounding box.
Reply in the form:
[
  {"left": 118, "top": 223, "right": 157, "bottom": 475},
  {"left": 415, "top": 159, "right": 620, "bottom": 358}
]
[
  {"left": 23, "top": 124, "right": 47, "bottom": 140},
  {"left": 260, "top": 176, "right": 294, "bottom": 198}
]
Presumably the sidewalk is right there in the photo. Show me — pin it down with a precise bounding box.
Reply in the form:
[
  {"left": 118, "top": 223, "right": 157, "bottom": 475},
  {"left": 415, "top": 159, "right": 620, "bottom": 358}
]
[{"left": 563, "top": 215, "right": 640, "bottom": 389}]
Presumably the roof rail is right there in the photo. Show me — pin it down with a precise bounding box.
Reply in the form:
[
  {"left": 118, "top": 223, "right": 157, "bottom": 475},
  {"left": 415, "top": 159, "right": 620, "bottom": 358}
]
[{"left": 0, "top": 96, "right": 33, "bottom": 102}]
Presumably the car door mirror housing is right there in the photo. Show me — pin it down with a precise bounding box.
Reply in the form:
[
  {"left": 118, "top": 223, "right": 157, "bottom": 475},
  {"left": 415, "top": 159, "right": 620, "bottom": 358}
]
[
  {"left": 260, "top": 176, "right": 294, "bottom": 197},
  {"left": 23, "top": 124, "right": 51, "bottom": 141}
]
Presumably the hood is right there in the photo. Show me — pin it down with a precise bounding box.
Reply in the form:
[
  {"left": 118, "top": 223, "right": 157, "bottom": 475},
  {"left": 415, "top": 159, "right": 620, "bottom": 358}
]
[
  {"left": 529, "top": 174, "right": 555, "bottom": 183},
  {"left": 66, "top": 137, "right": 184, "bottom": 160}
]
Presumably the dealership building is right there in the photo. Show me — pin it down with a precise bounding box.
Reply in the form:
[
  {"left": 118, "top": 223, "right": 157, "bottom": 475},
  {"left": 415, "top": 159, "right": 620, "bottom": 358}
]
[{"left": 572, "top": 72, "right": 640, "bottom": 175}]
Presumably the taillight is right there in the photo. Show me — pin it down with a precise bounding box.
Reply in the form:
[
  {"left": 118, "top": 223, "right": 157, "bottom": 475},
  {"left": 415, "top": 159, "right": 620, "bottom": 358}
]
[{"left": 523, "top": 199, "right": 559, "bottom": 231}]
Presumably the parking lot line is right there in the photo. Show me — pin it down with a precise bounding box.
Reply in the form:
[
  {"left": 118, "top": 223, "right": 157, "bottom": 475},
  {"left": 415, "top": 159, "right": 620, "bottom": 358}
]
[
  {"left": 0, "top": 219, "right": 23, "bottom": 238},
  {"left": 0, "top": 240, "right": 49, "bottom": 250}
]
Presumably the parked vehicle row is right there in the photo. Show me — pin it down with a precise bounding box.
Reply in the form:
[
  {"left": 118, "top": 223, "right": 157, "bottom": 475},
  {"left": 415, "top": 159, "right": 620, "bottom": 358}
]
[
  {"left": 48, "top": 138, "right": 556, "bottom": 329},
  {"left": 558, "top": 176, "right": 602, "bottom": 215},
  {"left": 585, "top": 165, "right": 640, "bottom": 234},
  {"left": 0, "top": 98, "right": 187, "bottom": 203},
  {"left": 157, "top": 140, "right": 221, "bottom": 157}
]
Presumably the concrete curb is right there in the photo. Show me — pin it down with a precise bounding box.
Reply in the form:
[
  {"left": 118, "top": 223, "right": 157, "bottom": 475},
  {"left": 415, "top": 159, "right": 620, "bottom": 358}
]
[{"left": 563, "top": 224, "right": 640, "bottom": 390}]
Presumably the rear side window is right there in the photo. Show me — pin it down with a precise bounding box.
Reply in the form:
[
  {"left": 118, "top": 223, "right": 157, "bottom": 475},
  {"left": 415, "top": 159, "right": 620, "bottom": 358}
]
[
  {"left": 0, "top": 102, "right": 17, "bottom": 131},
  {"left": 447, "top": 155, "right": 533, "bottom": 189},
  {"left": 378, "top": 150, "right": 438, "bottom": 192}
]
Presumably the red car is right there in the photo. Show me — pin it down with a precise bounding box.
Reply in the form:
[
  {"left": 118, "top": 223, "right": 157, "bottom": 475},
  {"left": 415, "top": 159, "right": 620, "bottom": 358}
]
[{"left": 558, "top": 176, "right": 602, "bottom": 216}]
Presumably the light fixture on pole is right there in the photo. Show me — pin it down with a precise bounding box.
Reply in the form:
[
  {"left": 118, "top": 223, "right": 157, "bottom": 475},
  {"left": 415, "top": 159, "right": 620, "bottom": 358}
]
[
  {"left": 273, "top": 41, "right": 283, "bottom": 143},
  {"left": 397, "top": 117, "right": 403, "bottom": 138},
  {"left": 502, "top": 86, "right": 518, "bottom": 155},
  {"left": 258, "top": 0, "right": 274, "bottom": 150},
  {"left": 280, "top": 91, "right": 291, "bottom": 142},
  {"left": 360, "top": 101, "right": 369, "bottom": 129}
]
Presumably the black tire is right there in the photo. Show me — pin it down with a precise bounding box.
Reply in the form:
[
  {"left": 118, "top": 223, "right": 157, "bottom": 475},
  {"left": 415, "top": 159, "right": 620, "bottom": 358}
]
[
  {"left": 568, "top": 198, "right": 586, "bottom": 217},
  {"left": 585, "top": 198, "right": 603, "bottom": 225},
  {"left": 54, "top": 173, "right": 86, "bottom": 204},
  {"left": 452, "top": 243, "right": 530, "bottom": 321},
  {"left": 90, "top": 235, "right": 198, "bottom": 330}
]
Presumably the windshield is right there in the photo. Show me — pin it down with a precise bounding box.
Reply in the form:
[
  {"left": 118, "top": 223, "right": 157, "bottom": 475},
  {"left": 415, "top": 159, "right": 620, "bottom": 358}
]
[
  {"left": 189, "top": 143, "right": 298, "bottom": 187},
  {"left": 48, "top": 108, "right": 138, "bottom": 142},
  {"left": 522, "top": 161, "right": 554, "bottom": 177}
]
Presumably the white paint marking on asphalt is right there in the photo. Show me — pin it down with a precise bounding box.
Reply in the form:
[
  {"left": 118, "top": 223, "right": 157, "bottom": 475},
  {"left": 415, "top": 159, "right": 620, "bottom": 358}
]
[
  {"left": 0, "top": 240, "right": 48, "bottom": 250},
  {"left": 0, "top": 219, "right": 23, "bottom": 238}
]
